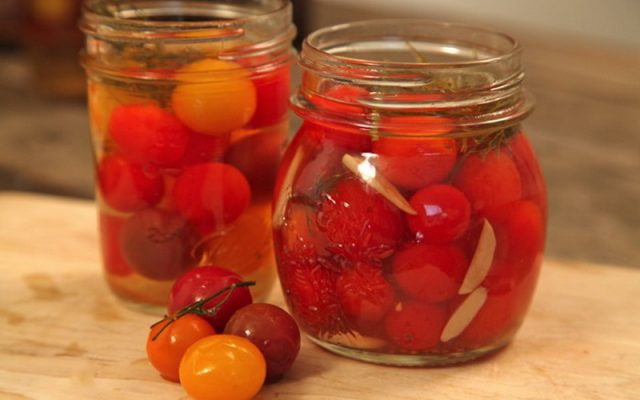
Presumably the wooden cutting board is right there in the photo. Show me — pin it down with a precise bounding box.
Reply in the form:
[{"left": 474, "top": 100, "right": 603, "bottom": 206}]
[{"left": 0, "top": 192, "right": 638, "bottom": 400}]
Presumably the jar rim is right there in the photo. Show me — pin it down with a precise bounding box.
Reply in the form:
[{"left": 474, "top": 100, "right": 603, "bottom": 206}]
[
  {"left": 303, "top": 19, "right": 520, "bottom": 68},
  {"left": 294, "top": 19, "right": 533, "bottom": 134},
  {"left": 81, "top": 0, "right": 291, "bottom": 41}
]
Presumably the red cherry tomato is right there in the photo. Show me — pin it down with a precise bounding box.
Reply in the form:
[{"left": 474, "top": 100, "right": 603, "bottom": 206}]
[
  {"left": 509, "top": 132, "right": 547, "bottom": 213},
  {"left": 406, "top": 184, "right": 471, "bottom": 243},
  {"left": 280, "top": 258, "right": 346, "bottom": 336},
  {"left": 108, "top": 104, "right": 190, "bottom": 166},
  {"left": 280, "top": 202, "right": 326, "bottom": 258},
  {"left": 146, "top": 314, "right": 215, "bottom": 382},
  {"left": 247, "top": 63, "right": 290, "bottom": 128},
  {"left": 392, "top": 243, "right": 468, "bottom": 303},
  {"left": 457, "top": 253, "right": 541, "bottom": 348},
  {"left": 225, "top": 303, "right": 301, "bottom": 382},
  {"left": 97, "top": 154, "right": 164, "bottom": 212},
  {"left": 317, "top": 177, "right": 405, "bottom": 261},
  {"left": 179, "top": 335, "right": 266, "bottom": 400},
  {"left": 172, "top": 162, "right": 251, "bottom": 233},
  {"left": 453, "top": 149, "right": 523, "bottom": 212},
  {"left": 373, "top": 116, "right": 457, "bottom": 190},
  {"left": 175, "top": 131, "right": 229, "bottom": 166},
  {"left": 119, "top": 209, "right": 199, "bottom": 280},
  {"left": 336, "top": 262, "right": 396, "bottom": 324},
  {"left": 384, "top": 301, "right": 448, "bottom": 352},
  {"left": 168, "top": 266, "right": 253, "bottom": 332},
  {"left": 484, "top": 200, "right": 544, "bottom": 289}
]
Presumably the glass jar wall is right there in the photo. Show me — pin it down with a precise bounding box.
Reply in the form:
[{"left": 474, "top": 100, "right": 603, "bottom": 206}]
[
  {"left": 273, "top": 20, "right": 546, "bottom": 366},
  {"left": 81, "top": 0, "right": 296, "bottom": 309}
]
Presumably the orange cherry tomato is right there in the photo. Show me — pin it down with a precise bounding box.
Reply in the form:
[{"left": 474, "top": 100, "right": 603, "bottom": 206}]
[
  {"left": 172, "top": 59, "right": 257, "bottom": 135},
  {"left": 146, "top": 314, "right": 215, "bottom": 382},
  {"left": 179, "top": 334, "right": 266, "bottom": 400}
]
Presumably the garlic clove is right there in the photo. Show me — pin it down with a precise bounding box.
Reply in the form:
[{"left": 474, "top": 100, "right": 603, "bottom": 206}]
[
  {"left": 458, "top": 218, "right": 496, "bottom": 295},
  {"left": 441, "top": 286, "right": 488, "bottom": 342},
  {"left": 341, "top": 153, "right": 417, "bottom": 215}
]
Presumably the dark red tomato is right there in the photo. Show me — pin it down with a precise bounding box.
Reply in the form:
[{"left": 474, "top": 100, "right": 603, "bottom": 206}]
[
  {"left": 97, "top": 154, "right": 164, "bottom": 212},
  {"left": 484, "top": 200, "right": 544, "bottom": 288},
  {"left": 108, "top": 104, "right": 190, "bottom": 166},
  {"left": 168, "top": 265, "right": 253, "bottom": 332},
  {"left": 384, "top": 301, "right": 448, "bottom": 352},
  {"left": 280, "top": 258, "right": 347, "bottom": 336},
  {"left": 317, "top": 177, "right": 405, "bottom": 261},
  {"left": 280, "top": 201, "right": 326, "bottom": 258},
  {"left": 119, "top": 209, "right": 199, "bottom": 280},
  {"left": 336, "top": 262, "right": 396, "bottom": 324},
  {"left": 225, "top": 131, "right": 284, "bottom": 195},
  {"left": 98, "top": 213, "right": 132, "bottom": 276},
  {"left": 174, "top": 131, "right": 229, "bottom": 166},
  {"left": 406, "top": 184, "right": 471, "bottom": 244},
  {"left": 247, "top": 64, "right": 290, "bottom": 128},
  {"left": 453, "top": 150, "right": 523, "bottom": 212},
  {"left": 225, "top": 303, "right": 301, "bottom": 382},
  {"left": 172, "top": 162, "right": 251, "bottom": 233},
  {"left": 391, "top": 243, "right": 468, "bottom": 303}
]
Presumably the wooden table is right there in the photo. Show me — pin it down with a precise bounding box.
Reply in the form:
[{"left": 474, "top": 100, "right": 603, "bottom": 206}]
[{"left": 0, "top": 192, "right": 638, "bottom": 400}]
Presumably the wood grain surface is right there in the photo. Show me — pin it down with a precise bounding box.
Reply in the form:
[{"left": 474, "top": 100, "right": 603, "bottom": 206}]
[{"left": 0, "top": 192, "right": 638, "bottom": 400}]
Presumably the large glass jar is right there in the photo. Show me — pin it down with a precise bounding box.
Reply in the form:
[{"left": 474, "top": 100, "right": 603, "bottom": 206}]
[
  {"left": 80, "top": 0, "right": 295, "bottom": 309},
  {"left": 273, "top": 20, "right": 546, "bottom": 366}
]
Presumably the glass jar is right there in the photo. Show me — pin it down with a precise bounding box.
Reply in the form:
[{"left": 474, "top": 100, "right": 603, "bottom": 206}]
[
  {"left": 80, "top": 0, "right": 296, "bottom": 310},
  {"left": 273, "top": 20, "right": 546, "bottom": 366}
]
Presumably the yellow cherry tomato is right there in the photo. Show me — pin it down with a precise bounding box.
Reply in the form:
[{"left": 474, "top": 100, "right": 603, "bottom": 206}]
[
  {"left": 171, "top": 59, "right": 257, "bottom": 136},
  {"left": 179, "top": 334, "right": 266, "bottom": 400}
]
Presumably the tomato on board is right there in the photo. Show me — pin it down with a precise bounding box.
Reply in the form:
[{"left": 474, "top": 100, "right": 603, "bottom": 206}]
[
  {"left": 146, "top": 314, "right": 215, "bottom": 382},
  {"left": 179, "top": 334, "right": 266, "bottom": 400},
  {"left": 168, "top": 266, "right": 253, "bottom": 332}
]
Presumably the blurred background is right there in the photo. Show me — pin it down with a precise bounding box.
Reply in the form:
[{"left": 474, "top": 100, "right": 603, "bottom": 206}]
[{"left": 0, "top": 0, "right": 638, "bottom": 267}]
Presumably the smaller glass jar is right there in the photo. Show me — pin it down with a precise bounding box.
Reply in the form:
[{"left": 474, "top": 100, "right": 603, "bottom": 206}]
[
  {"left": 80, "top": 0, "right": 295, "bottom": 309},
  {"left": 274, "top": 20, "right": 546, "bottom": 366}
]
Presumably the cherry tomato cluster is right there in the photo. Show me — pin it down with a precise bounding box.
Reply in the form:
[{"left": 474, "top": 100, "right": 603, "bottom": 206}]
[
  {"left": 274, "top": 90, "right": 546, "bottom": 355},
  {"left": 146, "top": 266, "right": 301, "bottom": 400},
  {"left": 90, "top": 57, "right": 289, "bottom": 303}
]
